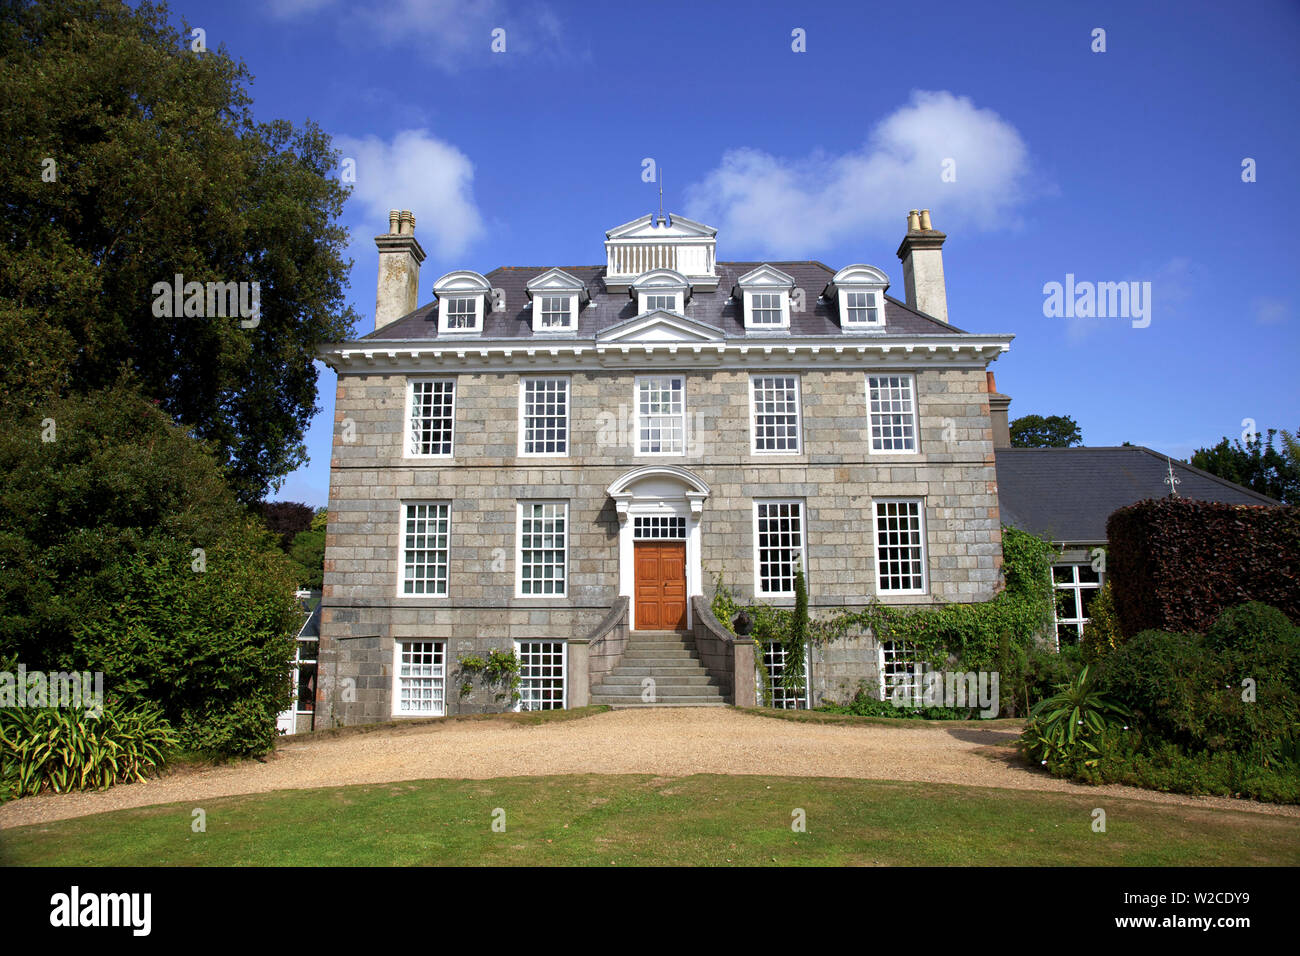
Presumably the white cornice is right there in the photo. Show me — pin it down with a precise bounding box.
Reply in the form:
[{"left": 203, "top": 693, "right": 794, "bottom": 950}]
[{"left": 319, "top": 334, "right": 1014, "bottom": 373}]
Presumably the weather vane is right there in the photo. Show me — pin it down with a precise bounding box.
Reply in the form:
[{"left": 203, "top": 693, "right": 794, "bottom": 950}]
[{"left": 1164, "top": 457, "right": 1181, "bottom": 497}]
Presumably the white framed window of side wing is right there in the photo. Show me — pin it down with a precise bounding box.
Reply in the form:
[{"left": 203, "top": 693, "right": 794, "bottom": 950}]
[
  {"left": 392, "top": 640, "right": 446, "bottom": 716},
  {"left": 398, "top": 501, "right": 451, "bottom": 598},
  {"left": 841, "top": 289, "right": 883, "bottom": 327},
  {"left": 753, "top": 499, "right": 806, "bottom": 598},
  {"left": 873, "top": 498, "right": 928, "bottom": 595},
  {"left": 750, "top": 374, "right": 802, "bottom": 455},
  {"left": 518, "top": 376, "right": 570, "bottom": 457},
  {"left": 866, "top": 373, "right": 918, "bottom": 454},
  {"left": 516, "top": 500, "right": 568, "bottom": 598},
  {"left": 634, "top": 375, "right": 687, "bottom": 456},
  {"left": 406, "top": 378, "right": 456, "bottom": 457},
  {"left": 437, "top": 294, "right": 483, "bottom": 334},
  {"left": 744, "top": 289, "right": 789, "bottom": 329}
]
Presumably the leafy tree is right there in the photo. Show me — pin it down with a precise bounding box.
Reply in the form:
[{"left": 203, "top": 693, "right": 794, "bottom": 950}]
[
  {"left": 1010, "top": 414, "right": 1083, "bottom": 448},
  {"left": 0, "top": 0, "right": 358, "bottom": 501},
  {"left": 258, "top": 501, "right": 316, "bottom": 550},
  {"left": 288, "top": 527, "right": 325, "bottom": 591},
  {"left": 1190, "top": 428, "right": 1300, "bottom": 504},
  {"left": 0, "top": 378, "right": 299, "bottom": 755}
]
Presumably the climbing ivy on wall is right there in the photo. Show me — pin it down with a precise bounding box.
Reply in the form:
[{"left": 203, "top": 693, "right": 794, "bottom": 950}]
[{"left": 711, "top": 526, "right": 1059, "bottom": 702}]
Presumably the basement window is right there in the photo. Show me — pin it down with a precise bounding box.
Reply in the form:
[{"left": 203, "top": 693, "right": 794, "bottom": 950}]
[{"left": 515, "top": 640, "right": 566, "bottom": 711}]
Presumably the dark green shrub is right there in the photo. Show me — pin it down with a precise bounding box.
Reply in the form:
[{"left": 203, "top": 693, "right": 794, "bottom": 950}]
[
  {"left": 0, "top": 700, "right": 177, "bottom": 798},
  {"left": 1100, "top": 629, "right": 1215, "bottom": 747},
  {"left": 1107, "top": 498, "right": 1299, "bottom": 637}
]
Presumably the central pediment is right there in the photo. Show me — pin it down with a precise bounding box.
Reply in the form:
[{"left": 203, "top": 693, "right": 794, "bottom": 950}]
[{"left": 595, "top": 311, "right": 725, "bottom": 344}]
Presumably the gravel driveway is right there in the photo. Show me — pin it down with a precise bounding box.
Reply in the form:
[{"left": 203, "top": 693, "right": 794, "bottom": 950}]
[{"left": 2, "top": 708, "right": 1295, "bottom": 829}]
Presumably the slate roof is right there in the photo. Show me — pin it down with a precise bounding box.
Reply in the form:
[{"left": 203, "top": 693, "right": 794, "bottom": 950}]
[
  {"left": 359, "top": 261, "right": 965, "bottom": 342},
  {"left": 995, "top": 446, "right": 1278, "bottom": 545}
]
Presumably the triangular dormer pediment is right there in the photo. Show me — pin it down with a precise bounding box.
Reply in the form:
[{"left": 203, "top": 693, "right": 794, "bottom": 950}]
[
  {"left": 733, "top": 264, "right": 796, "bottom": 293},
  {"left": 596, "top": 311, "right": 724, "bottom": 344},
  {"left": 605, "top": 214, "right": 717, "bottom": 241},
  {"left": 525, "top": 268, "right": 589, "bottom": 302}
]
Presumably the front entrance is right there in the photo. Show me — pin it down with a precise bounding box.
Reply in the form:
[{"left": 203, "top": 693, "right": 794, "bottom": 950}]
[{"left": 634, "top": 541, "right": 687, "bottom": 630}]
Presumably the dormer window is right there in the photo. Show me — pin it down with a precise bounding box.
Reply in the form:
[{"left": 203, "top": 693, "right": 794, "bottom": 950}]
[
  {"left": 644, "top": 293, "right": 680, "bottom": 312},
  {"left": 526, "top": 269, "right": 588, "bottom": 333},
  {"left": 432, "top": 270, "right": 491, "bottom": 335},
  {"left": 444, "top": 296, "right": 479, "bottom": 330},
  {"left": 734, "top": 265, "right": 796, "bottom": 331},
  {"left": 844, "top": 291, "right": 881, "bottom": 326},
  {"left": 827, "top": 264, "right": 890, "bottom": 330},
  {"left": 749, "top": 292, "right": 785, "bottom": 326},
  {"left": 631, "top": 268, "right": 690, "bottom": 316},
  {"left": 539, "top": 295, "right": 572, "bottom": 329}
]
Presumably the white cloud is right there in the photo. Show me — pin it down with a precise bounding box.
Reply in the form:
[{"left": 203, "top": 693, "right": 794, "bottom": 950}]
[
  {"left": 1253, "top": 296, "right": 1290, "bottom": 325},
  {"left": 268, "top": 0, "right": 567, "bottom": 71},
  {"left": 334, "top": 129, "right": 485, "bottom": 260},
  {"left": 683, "top": 90, "right": 1035, "bottom": 255}
]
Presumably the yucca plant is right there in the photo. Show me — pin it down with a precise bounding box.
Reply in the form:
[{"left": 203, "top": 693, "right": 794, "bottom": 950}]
[
  {"left": 1021, "top": 665, "right": 1129, "bottom": 769},
  {"left": 0, "top": 700, "right": 178, "bottom": 799}
]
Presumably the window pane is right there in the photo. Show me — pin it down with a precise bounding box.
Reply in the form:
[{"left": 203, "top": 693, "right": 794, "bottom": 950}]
[
  {"left": 756, "top": 501, "right": 803, "bottom": 594},
  {"left": 867, "top": 375, "right": 916, "bottom": 452},
  {"left": 752, "top": 376, "right": 800, "bottom": 453},
  {"left": 410, "top": 380, "right": 455, "bottom": 455},
  {"left": 402, "top": 503, "right": 450, "bottom": 595},
  {"left": 875, "top": 500, "right": 925, "bottom": 591},
  {"left": 520, "top": 502, "right": 567, "bottom": 595},
  {"left": 638, "top": 376, "right": 685, "bottom": 454},
  {"left": 522, "top": 378, "right": 568, "bottom": 455}
]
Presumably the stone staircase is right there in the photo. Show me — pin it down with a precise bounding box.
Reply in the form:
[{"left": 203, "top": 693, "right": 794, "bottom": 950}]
[{"left": 590, "top": 630, "right": 727, "bottom": 707}]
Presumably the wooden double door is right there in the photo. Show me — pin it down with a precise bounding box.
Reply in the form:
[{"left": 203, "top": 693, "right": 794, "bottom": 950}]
[{"left": 634, "top": 541, "right": 687, "bottom": 630}]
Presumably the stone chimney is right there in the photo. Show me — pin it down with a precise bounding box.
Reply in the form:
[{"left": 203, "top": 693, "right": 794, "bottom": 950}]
[
  {"left": 374, "top": 209, "right": 425, "bottom": 332},
  {"left": 987, "top": 371, "right": 1012, "bottom": 449},
  {"left": 895, "top": 208, "right": 948, "bottom": 323}
]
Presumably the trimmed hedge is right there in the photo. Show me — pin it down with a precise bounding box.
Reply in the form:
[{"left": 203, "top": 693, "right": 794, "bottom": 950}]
[{"left": 1107, "top": 498, "right": 1299, "bottom": 637}]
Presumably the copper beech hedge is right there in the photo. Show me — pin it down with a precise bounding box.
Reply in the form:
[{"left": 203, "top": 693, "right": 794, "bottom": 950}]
[{"left": 1107, "top": 498, "right": 1300, "bottom": 637}]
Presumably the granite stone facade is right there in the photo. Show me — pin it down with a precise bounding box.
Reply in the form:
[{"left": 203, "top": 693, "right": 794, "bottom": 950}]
[{"left": 314, "top": 362, "right": 1004, "bottom": 725}]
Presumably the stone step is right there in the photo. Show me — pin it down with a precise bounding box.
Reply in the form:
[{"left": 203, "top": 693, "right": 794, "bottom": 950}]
[
  {"left": 594, "top": 674, "right": 720, "bottom": 689},
  {"left": 603, "top": 665, "right": 717, "bottom": 681},
  {"left": 619, "top": 647, "right": 701, "bottom": 660},
  {"left": 627, "top": 631, "right": 695, "bottom": 644},
  {"left": 590, "top": 695, "right": 727, "bottom": 707}
]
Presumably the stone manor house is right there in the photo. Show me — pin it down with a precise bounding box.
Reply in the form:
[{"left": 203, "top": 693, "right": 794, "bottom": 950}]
[{"left": 313, "top": 206, "right": 1026, "bottom": 724}]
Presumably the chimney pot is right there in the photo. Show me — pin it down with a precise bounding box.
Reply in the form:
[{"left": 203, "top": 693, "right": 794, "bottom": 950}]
[
  {"left": 907, "top": 209, "right": 921, "bottom": 232},
  {"left": 919, "top": 209, "right": 933, "bottom": 231},
  {"left": 388, "top": 209, "right": 401, "bottom": 234}
]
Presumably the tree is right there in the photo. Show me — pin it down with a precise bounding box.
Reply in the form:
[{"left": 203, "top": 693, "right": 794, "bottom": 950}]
[
  {"left": 0, "top": 0, "right": 358, "bottom": 501},
  {"left": 1010, "top": 414, "right": 1083, "bottom": 448},
  {"left": 1190, "top": 428, "right": 1300, "bottom": 504},
  {"left": 257, "top": 501, "right": 316, "bottom": 551},
  {"left": 288, "top": 527, "right": 326, "bottom": 590},
  {"left": 0, "top": 377, "right": 300, "bottom": 755}
]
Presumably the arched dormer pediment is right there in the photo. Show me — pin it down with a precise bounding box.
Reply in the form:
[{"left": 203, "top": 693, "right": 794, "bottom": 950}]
[
  {"left": 829, "top": 264, "right": 890, "bottom": 289},
  {"left": 630, "top": 268, "right": 691, "bottom": 314},
  {"left": 432, "top": 270, "right": 492, "bottom": 296},
  {"left": 431, "top": 270, "right": 492, "bottom": 334}
]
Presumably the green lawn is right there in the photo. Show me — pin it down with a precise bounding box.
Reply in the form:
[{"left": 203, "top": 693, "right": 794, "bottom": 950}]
[{"left": 3, "top": 774, "right": 1296, "bottom": 866}]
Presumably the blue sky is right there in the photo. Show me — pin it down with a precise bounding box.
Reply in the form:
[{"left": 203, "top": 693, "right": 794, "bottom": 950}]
[{"left": 160, "top": 0, "right": 1299, "bottom": 507}]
